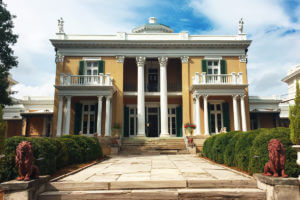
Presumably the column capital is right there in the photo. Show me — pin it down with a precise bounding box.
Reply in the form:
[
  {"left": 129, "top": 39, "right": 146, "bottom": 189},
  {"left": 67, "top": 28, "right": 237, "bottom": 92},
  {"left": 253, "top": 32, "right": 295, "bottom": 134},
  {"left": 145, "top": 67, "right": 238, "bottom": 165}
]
[
  {"left": 181, "top": 56, "right": 189, "bottom": 63},
  {"left": 65, "top": 96, "right": 72, "bottom": 100},
  {"left": 55, "top": 52, "right": 64, "bottom": 63},
  {"left": 203, "top": 94, "right": 209, "bottom": 99},
  {"left": 232, "top": 94, "right": 239, "bottom": 99},
  {"left": 136, "top": 56, "right": 146, "bottom": 66},
  {"left": 98, "top": 96, "right": 103, "bottom": 101},
  {"left": 158, "top": 56, "right": 168, "bottom": 66},
  {"left": 240, "top": 94, "right": 246, "bottom": 99},
  {"left": 106, "top": 96, "right": 112, "bottom": 100},
  {"left": 192, "top": 93, "right": 201, "bottom": 100},
  {"left": 116, "top": 55, "right": 125, "bottom": 63}
]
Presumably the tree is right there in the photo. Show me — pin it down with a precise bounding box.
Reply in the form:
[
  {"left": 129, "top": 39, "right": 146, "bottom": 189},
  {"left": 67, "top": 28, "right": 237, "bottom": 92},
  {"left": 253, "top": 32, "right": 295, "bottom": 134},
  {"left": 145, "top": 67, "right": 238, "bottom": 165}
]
[
  {"left": 0, "top": 0, "right": 18, "bottom": 106},
  {"left": 289, "top": 81, "right": 300, "bottom": 144}
]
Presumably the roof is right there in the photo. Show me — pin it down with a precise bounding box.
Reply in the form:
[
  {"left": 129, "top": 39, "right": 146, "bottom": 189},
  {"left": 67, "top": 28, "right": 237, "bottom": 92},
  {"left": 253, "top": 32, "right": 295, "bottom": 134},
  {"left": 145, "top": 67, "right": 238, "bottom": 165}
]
[
  {"left": 282, "top": 65, "right": 300, "bottom": 83},
  {"left": 249, "top": 96, "right": 281, "bottom": 113},
  {"left": 132, "top": 17, "right": 174, "bottom": 33}
]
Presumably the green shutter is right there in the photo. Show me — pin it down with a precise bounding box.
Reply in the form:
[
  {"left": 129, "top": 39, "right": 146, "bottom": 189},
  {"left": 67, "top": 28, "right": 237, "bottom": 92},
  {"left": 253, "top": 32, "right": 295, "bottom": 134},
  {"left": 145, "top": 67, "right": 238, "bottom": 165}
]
[
  {"left": 222, "top": 102, "right": 230, "bottom": 132},
  {"left": 95, "top": 103, "right": 98, "bottom": 133},
  {"left": 74, "top": 103, "right": 82, "bottom": 135},
  {"left": 208, "top": 103, "right": 211, "bottom": 135},
  {"left": 176, "top": 106, "right": 182, "bottom": 137},
  {"left": 158, "top": 107, "right": 161, "bottom": 135},
  {"left": 220, "top": 60, "right": 227, "bottom": 74},
  {"left": 202, "top": 59, "right": 207, "bottom": 73},
  {"left": 79, "top": 61, "right": 84, "bottom": 75},
  {"left": 123, "top": 106, "right": 129, "bottom": 137},
  {"left": 98, "top": 60, "right": 105, "bottom": 74}
]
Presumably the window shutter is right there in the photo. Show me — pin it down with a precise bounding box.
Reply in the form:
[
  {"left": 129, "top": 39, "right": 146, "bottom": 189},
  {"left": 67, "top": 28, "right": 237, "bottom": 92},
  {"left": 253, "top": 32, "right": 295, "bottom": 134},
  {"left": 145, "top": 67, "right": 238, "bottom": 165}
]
[
  {"left": 202, "top": 59, "right": 207, "bottom": 73},
  {"left": 74, "top": 103, "right": 82, "bottom": 135},
  {"left": 123, "top": 106, "right": 129, "bottom": 137},
  {"left": 95, "top": 103, "right": 98, "bottom": 133},
  {"left": 158, "top": 107, "right": 161, "bottom": 135},
  {"left": 220, "top": 60, "right": 227, "bottom": 74},
  {"left": 176, "top": 106, "right": 182, "bottom": 137},
  {"left": 79, "top": 61, "right": 84, "bottom": 75},
  {"left": 222, "top": 102, "right": 230, "bottom": 131},
  {"left": 208, "top": 103, "right": 211, "bottom": 135},
  {"left": 98, "top": 60, "right": 105, "bottom": 74}
]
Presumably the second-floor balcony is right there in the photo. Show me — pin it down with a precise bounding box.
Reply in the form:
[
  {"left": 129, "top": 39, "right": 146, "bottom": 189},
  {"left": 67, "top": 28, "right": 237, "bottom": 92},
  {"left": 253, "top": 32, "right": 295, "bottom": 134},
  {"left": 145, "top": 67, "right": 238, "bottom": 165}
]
[
  {"left": 192, "top": 72, "right": 243, "bottom": 85},
  {"left": 59, "top": 73, "right": 113, "bottom": 86}
]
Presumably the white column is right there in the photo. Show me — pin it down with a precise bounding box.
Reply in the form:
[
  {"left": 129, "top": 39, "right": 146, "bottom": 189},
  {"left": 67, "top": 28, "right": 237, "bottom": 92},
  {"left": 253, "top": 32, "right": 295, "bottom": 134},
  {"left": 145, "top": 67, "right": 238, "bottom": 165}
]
[
  {"left": 158, "top": 56, "right": 169, "bottom": 137},
  {"left": 97, "top": 96, "right": 103, "bottom": 136},
  {"left": 136, "top": 56, "right": 146, "bottom": 136},
  {"left": 194, "top": 94, "right": 201, "bottom": 135},
  {"left": 240, "top": 95, "right": 247, "bottom": 131},
  {"left": 203, "top": 95, "right": 209, "bottom": 135},
  {"left": 233, "top": 95, "right": 239, "bottom": 131},
  {"left": 105, "top": 96, "right": 112, "bottom": 136},
  {"left": 56, "top": 96, "right": 63, "bottom": 137},
  {"left": 237, "top": 99, "right": 241, "bottom": 130},
  {"left": 64, "top": 96, "right": 71, "bottom": 135}
]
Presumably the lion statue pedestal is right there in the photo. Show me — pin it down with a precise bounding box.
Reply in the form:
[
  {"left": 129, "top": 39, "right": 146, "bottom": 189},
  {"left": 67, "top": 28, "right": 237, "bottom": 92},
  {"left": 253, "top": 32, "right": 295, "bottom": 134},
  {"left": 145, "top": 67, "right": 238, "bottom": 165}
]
[
  {"left": 263, "top": 139, "right": 288, "bottom": 178},
  {"left": 15, "top": 141, "right": 39, "bottom": 181}
]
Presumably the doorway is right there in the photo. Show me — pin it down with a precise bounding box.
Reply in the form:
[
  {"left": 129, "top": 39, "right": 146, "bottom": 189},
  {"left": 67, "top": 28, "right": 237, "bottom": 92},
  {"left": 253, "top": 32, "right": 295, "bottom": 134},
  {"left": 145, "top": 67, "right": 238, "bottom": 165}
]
[{"left": 147, "top": 107, "right": 159, "bottom": 137}]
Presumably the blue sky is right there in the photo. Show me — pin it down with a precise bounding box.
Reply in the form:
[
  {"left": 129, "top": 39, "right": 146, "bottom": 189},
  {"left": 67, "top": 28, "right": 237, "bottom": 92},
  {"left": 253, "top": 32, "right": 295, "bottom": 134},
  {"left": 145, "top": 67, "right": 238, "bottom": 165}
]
[{"left": 5, "top": 0, "right": 300, "bottom": 98}]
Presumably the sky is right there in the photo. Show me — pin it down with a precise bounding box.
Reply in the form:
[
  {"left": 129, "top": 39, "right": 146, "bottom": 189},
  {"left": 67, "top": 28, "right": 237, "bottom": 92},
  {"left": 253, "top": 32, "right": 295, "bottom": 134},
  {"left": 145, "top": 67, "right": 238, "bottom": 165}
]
[{"left": 5, "top": 0, "right": 300, "bottom": 99}]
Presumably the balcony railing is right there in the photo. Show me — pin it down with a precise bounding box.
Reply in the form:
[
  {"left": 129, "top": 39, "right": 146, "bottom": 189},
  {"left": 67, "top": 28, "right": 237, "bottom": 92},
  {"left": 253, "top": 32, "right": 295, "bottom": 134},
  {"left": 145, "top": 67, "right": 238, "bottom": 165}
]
[
  {"left": 59, "top": 73, "right": 113, "bottom": 86},
  {"left": 192, "top": 72, "right": 243, "bottom": 85}
]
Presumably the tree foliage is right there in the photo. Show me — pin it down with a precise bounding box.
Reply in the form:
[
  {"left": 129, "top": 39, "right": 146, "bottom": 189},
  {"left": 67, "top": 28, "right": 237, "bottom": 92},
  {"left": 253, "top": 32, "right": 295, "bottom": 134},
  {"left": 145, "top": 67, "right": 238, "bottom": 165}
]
[
  {"left": 289, "top": 81, "right": 300, "bottom": 144},
  {"left": 0, "top": 1, "right": 18, "bottom": 105}
]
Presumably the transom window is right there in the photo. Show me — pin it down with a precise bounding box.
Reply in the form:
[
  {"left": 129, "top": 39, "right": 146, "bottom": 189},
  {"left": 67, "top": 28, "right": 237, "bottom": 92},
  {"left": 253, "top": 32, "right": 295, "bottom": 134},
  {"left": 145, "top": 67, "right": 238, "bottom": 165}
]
[
  {"left": 82, "top": 104, "right": 96, "bottom": 135},
  {"left": 209, "top": 103, "right": 223, "bottom": 134},
  {"left": 207, "top": 60, "right": 219, "bottom": 75},
  {"left": 86, "top": 61, "right": 98, "bottom": 75}
]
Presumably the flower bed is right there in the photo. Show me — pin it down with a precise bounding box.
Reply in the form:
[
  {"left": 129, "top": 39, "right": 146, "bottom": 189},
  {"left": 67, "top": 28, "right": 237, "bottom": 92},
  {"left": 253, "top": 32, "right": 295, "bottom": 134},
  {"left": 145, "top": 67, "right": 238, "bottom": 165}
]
[{"left": 203, "top": 127, "right": 300, "bottom": 177}]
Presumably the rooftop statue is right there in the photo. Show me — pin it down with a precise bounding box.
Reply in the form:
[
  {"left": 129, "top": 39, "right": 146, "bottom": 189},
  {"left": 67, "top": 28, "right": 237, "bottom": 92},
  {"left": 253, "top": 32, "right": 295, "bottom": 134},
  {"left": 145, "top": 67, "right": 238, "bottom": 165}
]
[
  {"left": 58, "top": 17, "right": 64, "bottom": 33},
  {"left": 238, "top": 18, "right": 244, "bottom": 34}
]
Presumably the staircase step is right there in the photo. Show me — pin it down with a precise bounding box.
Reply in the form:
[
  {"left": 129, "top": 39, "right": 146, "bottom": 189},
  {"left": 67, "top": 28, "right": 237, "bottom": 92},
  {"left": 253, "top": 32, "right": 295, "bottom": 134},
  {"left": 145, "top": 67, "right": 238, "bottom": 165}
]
[{"left": 40, "top": 188, "right": 265, "bottom": 200}]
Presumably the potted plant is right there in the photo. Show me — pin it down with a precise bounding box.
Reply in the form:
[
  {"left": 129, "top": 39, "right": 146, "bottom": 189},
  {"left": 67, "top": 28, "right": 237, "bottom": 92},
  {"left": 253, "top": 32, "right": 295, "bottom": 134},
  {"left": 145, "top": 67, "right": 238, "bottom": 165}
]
[
  {"left": 184, "top": 123, "right": 196, "bottom": 136},
  {"left": 290, "top": 81, "right": 300, "bottom": 170}
]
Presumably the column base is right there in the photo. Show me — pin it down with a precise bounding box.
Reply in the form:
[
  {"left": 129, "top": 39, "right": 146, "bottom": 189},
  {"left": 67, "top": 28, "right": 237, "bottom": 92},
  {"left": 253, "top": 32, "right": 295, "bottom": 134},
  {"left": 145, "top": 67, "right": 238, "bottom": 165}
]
[
  {"left": 160, "top": 133, "right": 170, "bottom": 137},
  {"left": 136, "top": 133, "right": 146, "bottom": 137}
]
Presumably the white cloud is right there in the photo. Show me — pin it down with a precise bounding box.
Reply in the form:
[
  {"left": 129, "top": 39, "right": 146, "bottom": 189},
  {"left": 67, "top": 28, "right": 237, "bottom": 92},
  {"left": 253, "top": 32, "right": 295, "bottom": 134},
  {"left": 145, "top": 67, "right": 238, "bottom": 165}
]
[{"left": 189, "top": 0, "right": 300, "bottom": 96}]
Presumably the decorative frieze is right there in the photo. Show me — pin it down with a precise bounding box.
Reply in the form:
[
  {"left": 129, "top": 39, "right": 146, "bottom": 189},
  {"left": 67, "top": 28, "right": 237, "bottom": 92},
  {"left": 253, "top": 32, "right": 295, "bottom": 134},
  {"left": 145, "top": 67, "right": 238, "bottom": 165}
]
[
  {"left": 116, "top": 56, "right": 125, "bottom": 63},
  {"left": 181, "top": 56, "right": 189, "bottom": 63},
  {"left": 239, "top": 55, "right": 247, "bottom": 63}
]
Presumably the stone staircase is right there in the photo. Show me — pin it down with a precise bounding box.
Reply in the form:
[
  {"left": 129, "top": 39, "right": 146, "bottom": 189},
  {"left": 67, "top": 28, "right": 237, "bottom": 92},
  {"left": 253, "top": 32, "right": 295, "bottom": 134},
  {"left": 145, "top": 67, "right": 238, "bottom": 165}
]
[
  {"left": 120, "top": 137, "right": 188, "bottom": 154},
  {"left": 39, "top": 179, "right": 266, "bottom": 200}
]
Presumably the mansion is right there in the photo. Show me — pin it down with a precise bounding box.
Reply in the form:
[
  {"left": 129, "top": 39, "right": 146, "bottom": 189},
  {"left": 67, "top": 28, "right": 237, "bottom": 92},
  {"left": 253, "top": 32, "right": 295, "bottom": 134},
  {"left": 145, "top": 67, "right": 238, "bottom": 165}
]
[{"left": 3, "top": 17, "right": 289, "bottom": 138}]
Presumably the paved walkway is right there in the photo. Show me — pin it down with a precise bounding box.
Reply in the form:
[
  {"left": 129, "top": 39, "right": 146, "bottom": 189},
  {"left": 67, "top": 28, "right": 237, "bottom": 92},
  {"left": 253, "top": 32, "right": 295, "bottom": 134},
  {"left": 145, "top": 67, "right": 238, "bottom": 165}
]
[{"left": 57, "top": 155, "right": 252, "bottom": 182}]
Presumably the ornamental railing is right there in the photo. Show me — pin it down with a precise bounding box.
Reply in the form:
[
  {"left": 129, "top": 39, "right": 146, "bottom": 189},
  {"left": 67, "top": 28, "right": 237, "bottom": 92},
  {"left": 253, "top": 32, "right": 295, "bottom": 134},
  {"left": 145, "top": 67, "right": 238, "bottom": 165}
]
[
  {"left": 192, "top": 72, "right": 243, "bottom": 85},
  {"left": 59, "top": 73, "right": 113, "bottom": 86}
]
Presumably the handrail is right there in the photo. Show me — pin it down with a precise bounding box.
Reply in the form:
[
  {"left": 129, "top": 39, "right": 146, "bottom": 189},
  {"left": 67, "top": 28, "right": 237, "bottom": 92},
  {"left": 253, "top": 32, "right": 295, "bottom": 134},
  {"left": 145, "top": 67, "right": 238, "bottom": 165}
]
[
  {"left": 59, "top": 73, "right": 113, "bottom": 86},
  {"left": 192, "top": 72, "right": 243, "bottom": 85}
]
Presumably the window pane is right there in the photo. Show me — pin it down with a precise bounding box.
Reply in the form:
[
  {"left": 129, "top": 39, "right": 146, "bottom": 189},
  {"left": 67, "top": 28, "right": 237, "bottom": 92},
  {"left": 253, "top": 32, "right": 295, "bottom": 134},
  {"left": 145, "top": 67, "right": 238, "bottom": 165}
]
[
  {"left": 214, "top": 61, "right": 218, "bottom": 66},
  {"left": 172, "top": 108, "right": 175, "bottom": 114},
  {"left": 214, "top": 69, "right": 218, "bottom": 74},
  {"left": 216, "top": 104, "right": 221, "bottom": 111},
  {"left": 90, "top": 105, "right": 95, "bottom": 111},
  {"left": 168, "top": 117, "right": 170, "bottom": 133},
  {"left": 172, "top": 117, "right": 176, "bottom": 135},
  {"left": 93, "top": 69, "right": 98, "bottom": 75},
  {"left": 211, "top": 114, "right": 215, "bottom": 133},
  {"left": 93, "top": 61, "right": 98, "bottom": 67},
  {"left": 148, "top": 108, "right": 158, "bottom": 113},
  {"left": 83, "top": 114, "right": 88, "bottom": 134},
  {"left": 217, "top": 114, "right": 222, "bottom": 132},
  {"left": 130, "top": 117, "right": 134, "bottom": 135},
  {"left": 208, "top": 69, "right": 212, "bottom": 74},
  {"left": 210, "top": 104, "right": 215, "bottom": 111},
  {"left": 130, "top": 108, "right": 134, "bottom": 114},
  {"left": 84, "top": 105, "right": 89, "bottom": 111},
  {"left": 87, "top": 62, "right": 91, "bottom": 67},
  {"left": 208, "top": 61, "right": 212, "bottom": 66},
  {"left": 87, "top": 70, "right": 91, "bottom": 75}
]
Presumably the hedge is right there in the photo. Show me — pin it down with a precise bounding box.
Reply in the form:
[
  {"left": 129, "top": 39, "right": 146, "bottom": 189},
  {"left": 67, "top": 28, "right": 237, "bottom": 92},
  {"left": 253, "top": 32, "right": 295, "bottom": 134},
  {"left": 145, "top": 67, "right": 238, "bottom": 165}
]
[
  {"left": 0, "top": 135, "right": 102, "bottom": 183},
  {"left": 203, "top": 127, "right": 300, "bottom": 177}
]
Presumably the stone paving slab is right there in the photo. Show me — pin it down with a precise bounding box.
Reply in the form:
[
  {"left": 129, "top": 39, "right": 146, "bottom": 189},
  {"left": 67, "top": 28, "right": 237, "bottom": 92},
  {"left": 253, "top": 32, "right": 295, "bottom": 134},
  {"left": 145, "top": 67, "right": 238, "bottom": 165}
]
[{"left": 57, "top": 155, "right": 252, "bottom": 183}]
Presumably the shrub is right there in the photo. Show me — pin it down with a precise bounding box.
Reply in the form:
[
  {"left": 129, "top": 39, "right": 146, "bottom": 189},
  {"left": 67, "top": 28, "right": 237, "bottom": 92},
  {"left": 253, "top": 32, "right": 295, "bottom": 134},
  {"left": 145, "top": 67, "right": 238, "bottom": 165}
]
[
  {"left": 248, "top": 127, "right": 300, "bottom": 177},
  {"left": 289, "top": 81, "right": 300, "bottom": 144},
  {"left": 211, "top": 132, "right": 237, "bottom": 164},
  {"left": 203, "top": 135, "right": 216, "bottom": 159},
  {"left": 0, "top": 135, "right": 102, "bottom": 183},
  {"left": 234, "top": 129, "right": 260, "bottom": 171},
  {"left": 224, "top": 131, "right": 243, "bottom": 167}
]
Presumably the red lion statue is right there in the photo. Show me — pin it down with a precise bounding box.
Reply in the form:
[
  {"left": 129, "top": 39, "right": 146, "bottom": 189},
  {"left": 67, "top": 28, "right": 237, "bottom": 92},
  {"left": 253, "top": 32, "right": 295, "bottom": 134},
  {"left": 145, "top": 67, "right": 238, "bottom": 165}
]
[
  {"left": 263, "top": 139, "right": 288, "bottom": 178},
  {"left": 15, "top": 141, "right": 39, "bottom": 181}
]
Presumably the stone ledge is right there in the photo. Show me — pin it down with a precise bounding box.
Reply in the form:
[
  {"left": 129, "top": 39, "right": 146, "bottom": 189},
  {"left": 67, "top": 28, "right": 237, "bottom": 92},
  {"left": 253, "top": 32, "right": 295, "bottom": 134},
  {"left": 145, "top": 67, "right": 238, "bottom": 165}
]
[
  {"left": 254, "top": 173, "right": 299, "bottom": 186},
  {"left": 0, "top": 175, "right": 50, "bottom": 191}
]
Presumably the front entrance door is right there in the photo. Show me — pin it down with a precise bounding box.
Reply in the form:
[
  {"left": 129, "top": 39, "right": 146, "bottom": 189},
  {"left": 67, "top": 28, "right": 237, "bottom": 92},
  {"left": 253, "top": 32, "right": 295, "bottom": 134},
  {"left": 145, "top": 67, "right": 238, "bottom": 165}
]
[{"left": 148, "top": 115, "right": 158, "bottom": 137}]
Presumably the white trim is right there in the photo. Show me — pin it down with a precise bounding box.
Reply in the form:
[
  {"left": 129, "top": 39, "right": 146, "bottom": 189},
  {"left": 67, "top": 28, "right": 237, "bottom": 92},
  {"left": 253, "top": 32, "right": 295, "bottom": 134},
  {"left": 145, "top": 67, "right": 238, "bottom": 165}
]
[
  {"left": 82, "top": 57, "right": 102, "bottom": 61},
  {"left": 208, "top": 102, "right": 224, "bottom": 135},
  {"left": 204, "top": 56, "right": 222, "bottom": 60},
  {"left": 81, "top": 102, "right": 97, "bottom": 136}
]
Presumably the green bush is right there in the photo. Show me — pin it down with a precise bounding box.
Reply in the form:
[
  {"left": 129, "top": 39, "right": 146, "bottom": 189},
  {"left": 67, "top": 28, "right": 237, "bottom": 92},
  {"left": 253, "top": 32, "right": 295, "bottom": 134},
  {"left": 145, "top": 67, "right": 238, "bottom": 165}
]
[
  {"left": 234, "top": 130, "right": 260, "bottom": 171},
  {"left": 211, "top": 132, "right": 237, "bottom": 164},
  {"left": 249, "top": 127, "right": 300, "bottom": 177},
  {"left": 224, "top": 131, "right": 243, "bottom": 167},
  {"left": 0, "top": 135, "right": 102, "bottom": 183},
  {"left": 203, "top": 135, "right": 216, "bottom": 159}
]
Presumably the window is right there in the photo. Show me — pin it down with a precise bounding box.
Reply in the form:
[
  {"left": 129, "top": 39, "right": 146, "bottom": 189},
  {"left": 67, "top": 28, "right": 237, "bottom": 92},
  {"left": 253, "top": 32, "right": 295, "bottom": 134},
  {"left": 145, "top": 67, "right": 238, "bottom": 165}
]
[
  {"left": 82, "top": 103, "right": 96, "bottom": 135},
  {"left": 207, "top": 60, "right": 219, "bottom": 75},
  {"left": 129, "top": 107, "right": 137, "bottom": 136},
  {"left": 168, "top": 107, "right": 177, "bottom": 135},
  {"left": 86, "top": 61, "right": 98, "bottom": 75},
  {"left": 209, "top": 103, "right": 223, "bottom": 134},
  {"left": 250, "top": 113, "right": 259, "bottom": 130}
]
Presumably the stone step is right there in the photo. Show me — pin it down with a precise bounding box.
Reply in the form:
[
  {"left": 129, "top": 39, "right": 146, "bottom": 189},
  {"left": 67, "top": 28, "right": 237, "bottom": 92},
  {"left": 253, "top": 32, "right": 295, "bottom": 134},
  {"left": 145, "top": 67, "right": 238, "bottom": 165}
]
[
  {"left": 39, "top": 188, "right": 265, "bottom": 200},
  {"left": 47, "top": 179, "right": 258, "bottom": 191}
]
